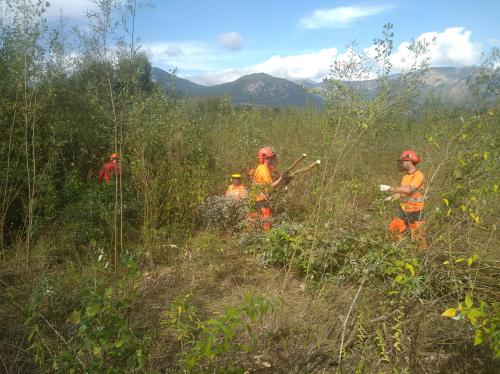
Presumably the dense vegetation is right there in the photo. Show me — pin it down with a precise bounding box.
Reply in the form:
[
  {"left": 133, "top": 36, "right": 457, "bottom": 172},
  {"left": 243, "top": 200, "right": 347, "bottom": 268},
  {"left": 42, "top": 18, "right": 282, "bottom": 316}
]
[{"left": 1, "top": 1, "right": 498, "bottom": 373}]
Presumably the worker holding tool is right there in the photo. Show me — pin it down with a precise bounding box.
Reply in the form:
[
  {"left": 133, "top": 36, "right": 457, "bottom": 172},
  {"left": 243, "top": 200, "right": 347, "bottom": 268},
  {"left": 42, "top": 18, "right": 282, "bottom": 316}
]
[
  {"left": 249, "top": 147, "right": 285, "bottom": 230},
  {"left": 225, "top": 173, "right": 248, "bottom": 200},
  {"left": 379, "top": 150, "right": 427, "bottom": 248},
  {"left": 98, "top": 152, "right": 121, "bottom": 184},
  {"left": 249, "top": 148, "right": 320, "bottom": 230}
]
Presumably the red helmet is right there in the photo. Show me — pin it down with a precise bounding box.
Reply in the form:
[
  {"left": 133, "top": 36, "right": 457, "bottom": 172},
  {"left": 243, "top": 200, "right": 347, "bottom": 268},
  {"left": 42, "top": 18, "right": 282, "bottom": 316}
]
[
  {"left": 399, "top": 150, "right": 420, "bottom": 164},
  {"left": 257, "top": 147, "right": 274, "bottom": 160}
]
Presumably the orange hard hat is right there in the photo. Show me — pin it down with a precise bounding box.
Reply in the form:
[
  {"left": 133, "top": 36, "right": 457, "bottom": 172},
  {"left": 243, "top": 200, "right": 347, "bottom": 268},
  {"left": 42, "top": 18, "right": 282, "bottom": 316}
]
[
  {"left": 111, "top": 152, "right": 119, "bottom": 160},
  {"left": 257, "top": 147, "right": 274, "bottom": 160},
  {"left": 399, "top": 150, "right": 420, "bottom": 164}
]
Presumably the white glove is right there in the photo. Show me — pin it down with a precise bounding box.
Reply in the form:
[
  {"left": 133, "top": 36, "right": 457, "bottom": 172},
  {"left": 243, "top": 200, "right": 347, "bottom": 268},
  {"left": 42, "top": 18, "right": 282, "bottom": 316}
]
[
  {"left": 383, "top": 196, "right": 393, "bottom": 202},
  {"left": 379, "top": 184, "right": 391, "bottom": 192}
]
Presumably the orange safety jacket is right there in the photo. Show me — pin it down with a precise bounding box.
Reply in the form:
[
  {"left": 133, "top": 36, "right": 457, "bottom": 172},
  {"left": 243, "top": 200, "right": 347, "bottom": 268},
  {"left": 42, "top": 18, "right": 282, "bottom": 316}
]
[
  {"left": 226, "top": 184, "right": 248, "bottom": 200},
  {"left": 253, "top": 163, "right": 273, "bottom": 201},
  {"left": 399, "top": 169, "right": 425, "bottom": 213},
  {"left": 98, "top": 161, "right": 121, "bottom": 184}
]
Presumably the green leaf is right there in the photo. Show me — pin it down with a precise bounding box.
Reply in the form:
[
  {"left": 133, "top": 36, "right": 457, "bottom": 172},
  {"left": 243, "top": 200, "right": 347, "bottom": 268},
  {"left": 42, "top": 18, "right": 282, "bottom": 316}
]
[
  {"left": 92, "top": 346, "right": 102, "bottom": 356},
  {"left": 467, "top": 254, "right": 479, "bottom": 267},
  {"left": 467, "top": 308, "right": 483, "bottom": 325},
  {"left": 465, "top": 294, "right": 473, "bottom": 308},
  {"left": 104, "top": 287, "right": 113, "bottom": 298},
  {"left": 442, "top": 308, "right": 456, "bottom": 318},
  {"left": 114, "top": 339, "right": 125, "bottom": 348},
  {"left": 85, "top": 304, "right": 101, "bottom": 317},
  {"left": 473, "top": 330, "right": 483, "bottom": 346},
  {"left": 394, "top": 274, "right": 404, "bottom": 283},
  {"left": 405, "top": 263, "right": 415, "bottom": 277},
  {"left": 68, "top": 310, "right": 81, "bottom": 325}
]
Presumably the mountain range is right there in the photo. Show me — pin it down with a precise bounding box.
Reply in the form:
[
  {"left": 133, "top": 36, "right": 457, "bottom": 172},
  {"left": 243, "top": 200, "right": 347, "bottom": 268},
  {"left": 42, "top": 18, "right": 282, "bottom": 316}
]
[{"left": 152, "top": 66, "right": 497, "bottom": 108}]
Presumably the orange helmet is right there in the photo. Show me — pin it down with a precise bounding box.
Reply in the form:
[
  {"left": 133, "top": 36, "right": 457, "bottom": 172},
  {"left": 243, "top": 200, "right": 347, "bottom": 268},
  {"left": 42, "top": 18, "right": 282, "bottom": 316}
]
[
  {"left": 399, "top": 150, "right": 420, "bottom": 164},
  {"left": 111, "top": 152, "right": 119, "bottom": 160},
  {"left": 257, "top": 147, "right": 274, "bottom": 160}
]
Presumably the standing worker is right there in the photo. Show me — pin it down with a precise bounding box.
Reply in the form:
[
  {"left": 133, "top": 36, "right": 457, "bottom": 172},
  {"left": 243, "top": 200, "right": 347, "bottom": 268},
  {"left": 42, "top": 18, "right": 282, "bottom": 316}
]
[
  {"left": 225, "top": 173, "right": 248, "bottom": 200},
  {"left": 250, "top": 147, "right": 284, "bottom": 230},
  {"left": 379, "top": 150, "right": 427, "bottom": 248},
  {"left": 98, "top": 152, "right": 121, "bottom": 184}
]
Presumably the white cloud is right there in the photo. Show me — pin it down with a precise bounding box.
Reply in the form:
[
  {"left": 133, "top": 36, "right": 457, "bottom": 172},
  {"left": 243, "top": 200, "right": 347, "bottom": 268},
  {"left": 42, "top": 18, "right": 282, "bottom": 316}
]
[
  {"left": 218, "top": 32, "right": 244, "bottom": 51},
  {"left": 145, "top": 27, "right": 482, "bottom": 86},
  {"left": 300, "top": 5, "right": 392, "bottom": 29},
  {"left": 143, "top": 41, "right": 223, "bottom": 72},
  {"left": 390, "top": 27, "right": 481, "bottom": 70},
  {"left": 188, "top": 48, "right": 339, "bottom": 85},
  {"left": 45, "top": 0, "right": 96, "bottom": 19}
]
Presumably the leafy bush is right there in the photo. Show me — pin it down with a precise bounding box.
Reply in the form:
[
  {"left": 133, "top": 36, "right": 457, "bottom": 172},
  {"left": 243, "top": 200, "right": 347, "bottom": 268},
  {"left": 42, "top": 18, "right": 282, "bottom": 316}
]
[
  {"left": 26, "top": 257, "right": 150, "bottom": 373},
  {"left": 161, "top": 293, "right": 274, "bottom": 372},
  {"left": 196, "top": 195, "right": 248, "bottom": 230},
  {"left": 442, "top": 296, "right": 499, "bottom": 359}
]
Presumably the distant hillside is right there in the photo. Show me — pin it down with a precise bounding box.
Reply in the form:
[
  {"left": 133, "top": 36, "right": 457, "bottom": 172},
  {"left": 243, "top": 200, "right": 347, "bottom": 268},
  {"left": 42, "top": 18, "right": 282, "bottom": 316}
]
[
  {"left": 208, "top": 73, "right": 324, "bottom": 107},
  {"left": 151, "top": 68, "right": 324, "bottom": 107},
  {"left": 151, "top": 67, "right": 211, "bottom": 96},
  {"left": 322, "top": 67, "right": 499, "bottom": 106},
  {"left": 152, "top": 66, "right": 499, "bottom": 108},
  {"left": 417, "top": 66, "right": 497, "bottom": 105}
]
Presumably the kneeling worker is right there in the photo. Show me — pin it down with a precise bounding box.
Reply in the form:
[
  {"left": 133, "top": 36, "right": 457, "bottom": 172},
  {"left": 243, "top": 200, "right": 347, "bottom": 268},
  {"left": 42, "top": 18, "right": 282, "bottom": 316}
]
[
  {"left": 379, "top": 150, "right": 427, "bottom": 248},
  {"left": 225, "top": 173, "right": 248, "bottom": 200}
]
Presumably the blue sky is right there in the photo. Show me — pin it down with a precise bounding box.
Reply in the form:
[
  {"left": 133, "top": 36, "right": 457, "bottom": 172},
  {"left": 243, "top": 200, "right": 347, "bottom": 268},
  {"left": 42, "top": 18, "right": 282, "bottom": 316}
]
[{"left": 46, "top": 0, "right": 500, "bottom": 85}]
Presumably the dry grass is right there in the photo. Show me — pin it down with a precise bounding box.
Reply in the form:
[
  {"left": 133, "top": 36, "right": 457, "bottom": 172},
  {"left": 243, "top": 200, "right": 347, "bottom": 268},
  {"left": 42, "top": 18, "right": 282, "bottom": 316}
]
[{"left": 127, "top": 226, "right": 500, "bottom": 373}]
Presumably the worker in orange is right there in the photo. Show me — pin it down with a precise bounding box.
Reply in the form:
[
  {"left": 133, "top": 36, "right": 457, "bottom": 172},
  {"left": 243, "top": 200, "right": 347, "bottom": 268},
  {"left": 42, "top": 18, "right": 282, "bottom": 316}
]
[
  {"left": 98, "top": 152, "right": 121, "bottom": 184},
  {"left": 225, "top": 173, "right": 248, "bottom": 200},
  {"left": 250, "top": 147, "right": 284, "bottom": 230},
  {"left": 379, "top": 150, "right": 427, "bottom": 248}
]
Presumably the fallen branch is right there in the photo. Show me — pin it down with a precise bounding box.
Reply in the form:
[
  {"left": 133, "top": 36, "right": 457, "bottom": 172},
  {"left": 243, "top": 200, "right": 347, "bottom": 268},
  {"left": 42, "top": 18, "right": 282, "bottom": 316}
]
[
  {"left": 275, "top": 157, "right": 321, "bottom": 189},
  {"left": 284, "top": 153, "right": 307, "bottom": 175},
  {"left": 290, "top": 159, "right": 321, "bottom": 178}
]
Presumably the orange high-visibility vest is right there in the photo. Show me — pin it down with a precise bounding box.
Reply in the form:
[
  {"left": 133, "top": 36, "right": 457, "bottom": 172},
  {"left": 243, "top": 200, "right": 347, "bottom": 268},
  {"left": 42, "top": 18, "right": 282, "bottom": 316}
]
[
  {"left": 226, "top": 184, "right": 248, "bottom": 200},
  {"left": 400, "top": 169, "right": 425, "bottom": 212},
  {"left": 253, "top": 164, "right": 272, "bottom": 201}
]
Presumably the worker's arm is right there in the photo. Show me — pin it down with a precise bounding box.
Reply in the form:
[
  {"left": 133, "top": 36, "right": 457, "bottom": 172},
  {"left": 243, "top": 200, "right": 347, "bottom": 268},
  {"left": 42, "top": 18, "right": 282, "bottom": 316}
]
[
  {"left": 271, "top": 172, "right": 290, "bottom": 188},
  {"left": 389, "top": 185, "right": 414, "bottom": 194},
  {"left": 381, "top": 171, "right": 423, "bottom": 195},
  {"left": 379, "top": 184, "right": 417, "bottom": 194}
]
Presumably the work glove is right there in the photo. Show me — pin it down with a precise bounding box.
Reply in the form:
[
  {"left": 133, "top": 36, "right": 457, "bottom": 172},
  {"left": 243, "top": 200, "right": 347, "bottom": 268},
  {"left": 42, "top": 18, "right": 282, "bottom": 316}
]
[{"left": 379, "top": 184, "right": 391, "bottom": 192}]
